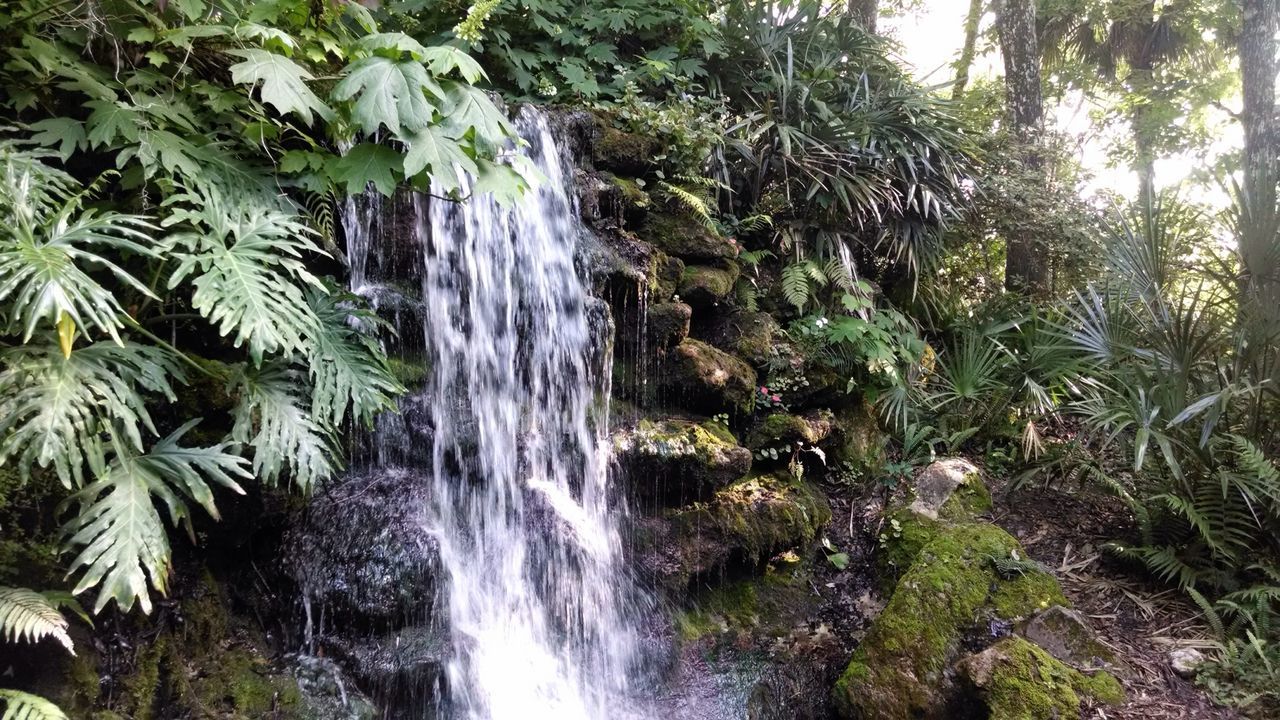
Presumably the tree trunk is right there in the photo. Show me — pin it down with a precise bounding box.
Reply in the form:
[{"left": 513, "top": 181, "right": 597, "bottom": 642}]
[
  {"left": 1132, "top": 102, "right": 1157, "bottom": 207},
  {"left": 996, "top": 0, "right": 1048, "bottom": 294},
  {"left": 848, "top": 0, "right": 878, "bottom": 34},
  {"left": 1239, "top": 0, "right": 1278, "bottom": 326},
  {"left": 952, "top": 0, "right": 986, "bottom": 98}
]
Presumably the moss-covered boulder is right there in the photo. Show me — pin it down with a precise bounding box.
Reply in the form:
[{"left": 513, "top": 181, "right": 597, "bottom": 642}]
[
  {"left": 1021, "top": 605, "right": 1116, "bottom": 671},
  {"left": 678, "top": 261, "right": 739, "bottom": 308},
  {"left": 958, "top": 637, "right": 1124, "bottom": 720},
  {"left": 594, "top": 124, "right": 658, "bottom": 175},
  {"left": 907, "top": 458, "right": 990, "bottom": 521},
  {"left": 643, "top": 212, "right": 739, "bottom": 261},
  {"left": 703, "top": 310, "right": 782, "bottom": 367},
  {"left": 832, "top": 523, "right": 1068, "bottom": 720},
  {"left": 647, "top": 302, "right": 692, "bottom": 349},
  {"left": 650, "top": 250, "right": 685, "bottom": 301},
  {"left": 640, "top": 472, "right": 831, "bottom": 590},
  {"left": 828, "top": 402, "right": 886, "bottom": 474},
  {"left": 675, "top": 555, "right": 816, "bottom": 648},
  {"left": 747, "top": 411, "right": 835, "bottom": 449},
  {"left": 661, "top": 338, "right": 757, "bottom": 413},
  {"left": 613, "top": 418, "right": 752, "bottom": 504}
]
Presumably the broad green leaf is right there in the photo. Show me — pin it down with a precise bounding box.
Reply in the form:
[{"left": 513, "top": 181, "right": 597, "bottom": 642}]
[
  {"left": 420, "top": 45, "right": 487, "bottom": 83},
  {"left": 167, "top": 197, "right": 325, "bottom": 365},
  {"left": 84, "top": 101, "right": 143, "bottom": 148},
  {"left": 306, "top": 289, "right": 403, "bottom": 427},
  {"left": 0, "top": 342, "right": 182, "bottom": 487},
  {"left": 231, "top": 363, "right": 337, "bottom": 492},
  {"left": 401, "top": 125, "right": 477, "bottom": 186},
  {"left": 331, "top": 143, "right": 402, "bottom": 196},
  {"left": 60, "top": 425, "right": 249, "bottom": 614},
  {"left": 439, "top": 82, "right": 514, "bottom": 146},
  {"left": 358, "top": 32, "right": 430, "bottom": 60},
  {"left": 332, "top": 56, "right": 443, "bottom": 135},
  {"left": 226, "top": 49, "right": 334, "bottom": 125},
  {"left": 27, "top": 119, "right": 86, "bottom": 160}
]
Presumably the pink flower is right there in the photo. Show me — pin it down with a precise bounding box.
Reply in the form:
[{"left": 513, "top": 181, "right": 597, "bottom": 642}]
[
  {"left": 771, "top": 395, "right": 781, "bottom": 402},
  {"left": 760, "top": 386, "right": 768, "bottom": 393}
]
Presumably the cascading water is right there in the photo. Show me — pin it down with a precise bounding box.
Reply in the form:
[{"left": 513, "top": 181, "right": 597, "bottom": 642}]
[{"left": 344, "top": 107, "right": 656, "bottom": 719}]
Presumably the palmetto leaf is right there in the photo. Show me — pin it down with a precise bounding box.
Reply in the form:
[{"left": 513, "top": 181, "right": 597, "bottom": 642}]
[
  {"left": 305, "top": 290, "right": 403, "bottom": 428},
  {"left": 0, "top": 342, "right": 182, "bottom": 487},
  {"left": 0, "top": 587, "right": 72, "bottom": 653},
  {"left": 60, "top": 423, "right": 250, "bottom": 614},
  {"left": 0, "top": 690, "right": 68, "bottom": 720},
  {"left": 167, "top": 195, "right": 325, "bottom": 365},
  {"left": 231, "top": 363, "right": 337, "bottom": 493},
  {"left": 0, "top": 155, "right": 158, "bottom": 343}
]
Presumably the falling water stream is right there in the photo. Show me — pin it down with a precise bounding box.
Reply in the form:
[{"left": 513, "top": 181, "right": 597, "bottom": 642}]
[{"left": 345, "top": 107, "right": 656, "bottom": 720}]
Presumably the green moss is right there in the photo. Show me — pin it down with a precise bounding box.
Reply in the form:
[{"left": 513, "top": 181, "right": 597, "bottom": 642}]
[
  {"left": 644, "top": 212, "right": 737, "bottom": 261},
  {"left": 834, "top": 523, "right": 1073, "bottom": 720},
  {"left": 676, "top": 472, "right": 831, "bottom": 564},
  {"left": 747, "top": 411, "right": 833, "bottom": 449},
  {"left": 963, "top": 637, "right": 1124, "bottom": 720},
  {"left": 663, "top": 338, "right": 758, "bottom": 412},
  {"left": 191, "top": 648, "right": 303, "bottom": 717},
  {"left": 388, "top": 357, "right": 430, "bottom": 387},
  {"left": 678, "top": 263, "right": 738, "bottom": 306},
  {"left": 649, "top": 250, "right": 685, "bottom": 300},
  {"left": 605, "top": 173, "right": 651, "bottom": 208},
  {"left": 830, "top": 402, "right": 886, "bottom": 474},
  {"left": 675, "top": 559, "right": 813, "bottom": 648},
  {"left": 595, "top": 125, "right": 657, "bottom": 173},
  {"left": 989, "top": 567, "right": 1069, "bottom": 620},
  {"left": 123, "top": 637, "right": 165, "bottom": 720},
  {"left": 938, "top": 470, "right": 993, "bottom": 519}
]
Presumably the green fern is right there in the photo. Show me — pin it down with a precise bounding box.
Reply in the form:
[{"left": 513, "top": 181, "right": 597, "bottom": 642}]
[
  {"left": 0, "top": 588, "right": 72, "bottom": 653},
  {"left": 0, "top": 690, "right": 68, "bottom": 720},
  {"left": 781, "top": 262, "right": 812, "bottom": 311},
  {"left": 657, "top": 180, "right": 717, "bottom": 230},
  {"left": 60, "top": 423, "right": 250, "bottom": 614}
]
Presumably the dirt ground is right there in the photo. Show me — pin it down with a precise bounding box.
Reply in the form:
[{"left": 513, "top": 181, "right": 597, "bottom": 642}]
[{"left": 987, "top": 477, "right": 1241, "bottom": 720}]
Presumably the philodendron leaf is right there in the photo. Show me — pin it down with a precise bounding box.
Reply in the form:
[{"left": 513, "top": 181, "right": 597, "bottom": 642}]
[{"left": 227, "top": 49, "right": 334, "bottom": 125}]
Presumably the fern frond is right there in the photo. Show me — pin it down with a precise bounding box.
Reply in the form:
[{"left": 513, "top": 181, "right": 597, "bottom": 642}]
[
  {"left": 781, "top": 262, "right": 811, "bottom": 311},
  {"left": 734, "top": 278, "right": 759, "bottom": 313},
  {"left": 0, "top": 588, "right": 72, "bottom": 653},
  {"left": 0, "top": 689, "right": 68, "bottom": 720},
  {"left": 658, "top": 181, "right": 717, "bottom": 230}
]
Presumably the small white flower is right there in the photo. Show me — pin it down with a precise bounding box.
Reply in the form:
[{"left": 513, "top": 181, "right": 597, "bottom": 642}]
[{"left": 815, "top": 317, "right": 830, "bottom": 328}]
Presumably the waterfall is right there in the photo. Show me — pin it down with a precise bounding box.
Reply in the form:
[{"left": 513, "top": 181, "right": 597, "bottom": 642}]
[{"left": 345, "top": 107, "right": 655, "bottom": 719}]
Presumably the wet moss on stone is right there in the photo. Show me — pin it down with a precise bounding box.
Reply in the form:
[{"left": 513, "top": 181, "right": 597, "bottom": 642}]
[
  {"left": 643, "top": 212, "right": 738, "bottom": 262},
  {"left": 678, "top": 262, "right": 739, "bottom": 308},
  {"left": 661, "top": 338, "right": 757, "bottom": 413},
  {"left": 959, "top": 636, "right": 1124, "bottom": 720}
]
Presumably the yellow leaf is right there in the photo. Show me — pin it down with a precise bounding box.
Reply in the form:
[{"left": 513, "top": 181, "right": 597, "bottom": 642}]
[{"left": 57, "top": 314, "right": 77, "bottom": 358}]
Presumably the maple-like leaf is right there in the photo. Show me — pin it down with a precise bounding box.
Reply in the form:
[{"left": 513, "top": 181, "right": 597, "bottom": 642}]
[
  {"left": 332, "top": 56, "right": 444, "bottom": 136},
  {"left": 226, "top": 49, "right": 334, "bottom": 125}
]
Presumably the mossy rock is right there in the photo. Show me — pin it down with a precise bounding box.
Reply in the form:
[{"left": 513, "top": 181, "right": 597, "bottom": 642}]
[
  {"left": 388, "top": 357, "right": 430, "bottom": 387},
  {"left": 594, "top": 124, "right": 658, "bottom": 175},
  {"left": 907, "top": 459, "right": 992, "bottom": 522},
  {"left": 613, "top": 418, "right": 752, "bottom": 505},
  {"left": 188, "top": 646, "right": 305, "bottom": 718},
  {"left": 832, "top": 523, "right": 1068, "bottom": 720},
  {"left": 746, "top": 411, "right": 835, "bottom": 450},
  {"left": 661, "top": 338, "right": 757, "bottom": 414},
  {"left": 643, "top": 212, "right": 739, "bottom": 262},
  {"left": 828, "top": 402, "right": 886, "bottom": 475},
  {"left": 678, "top": 262, "right": 739, "bottom": 308},
  {"left": 640, "top": 472, "right": 831, "bottom": 590},
  {"left": 958, "top": 636, "right": 1124, "bottom": 720},
  {"left": 646, "top": 302, "right": 692, "bottom": 349},
  {"left": 675, "top": 555, "right": 814, "bottom": 650},
  {"left": 645, "top": 249, "right": 685, "bottom": 301}
]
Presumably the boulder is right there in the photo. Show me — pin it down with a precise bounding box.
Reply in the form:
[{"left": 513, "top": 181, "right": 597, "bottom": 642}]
[
  {"left": 678, "top": 262, "right": 739, "bottom": 308},
  {"left": 832, "top": 523, "right": 1069, "bottom": 720},
  {"left": 828, "top": 402, "right": 886, "bottom": 474},
  {"left": 643, "top": 212, "right": 739, "bottom": 261},
  {"left": 747, "top": 411, "right": 836, "bottom": 449},
  {"left": 613, "top": 418, "right": 751, "bottom": 505},
  {"left": 702, "top": 309, "right": 782, "bottom": 367},
  {"left": 646, "top": 302, "right": 692, "bottom": 349},
  {"left": 661, "top": 339, "right": 757, "bottom": 413},
  {"left": 1169, "top": 647, "right": 1207, "bottom": 678},
  {"left": 958, "top": 637, "right": 1124, "bottom": 720},
  {"left": 908, "top": 458, "right": 988, "bottom": 521},
  {"left": 594, "top": 124, "right": 658, "bottom": 175},
  {"left": 639, "top": 472, "right": 831, "bottom": 591},
  {"left": 1022, "top": 605, "right": 1115, "bottom": 671}
]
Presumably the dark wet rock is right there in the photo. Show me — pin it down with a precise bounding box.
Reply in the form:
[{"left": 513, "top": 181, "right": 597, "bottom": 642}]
[
  {"left": 827, "top": 402, "right": 887, "bottom": 474},
  {"left": 1021, "top": 605, "right": 1115, "bottom": 671},
  {"left": 291, "top": 655, "right": 379, "bottom": 720},
  {"left": 639, "top": 472, "right": 831, "bottom": 591},
  {"left": 643, "top": 212, "right": 739, "bottom": 262},
  {"left": 678, "top": 262, "right": 739, "bottom": 308},
  {"left": 957, "top": 637, "right": 1124, "bottom": 720},
  {"left": 594, "top": 123, "right": 659, "bottom": 175},
  {"left": 613, "top": 418, "right": 751, "bottom": 505},
  {"left": 700, "top": 310, "right": 782, "bottom": 368},
  {"left": 321, "top": 625, "right": 450, "bottom": 718},
  {"left": 286, "top": 469, "right": 439, "bottom": 630},
  {"left": 661, "top": 339, "right": 757, "bottom": 413},
  {"left": 647, "top": 302, "right": 692, "bottom": 349}
]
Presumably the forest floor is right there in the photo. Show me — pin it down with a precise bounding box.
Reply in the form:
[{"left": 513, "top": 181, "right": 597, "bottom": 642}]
[{"left": 988, "top": 476, "right": 1240, "bottom": 720}]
